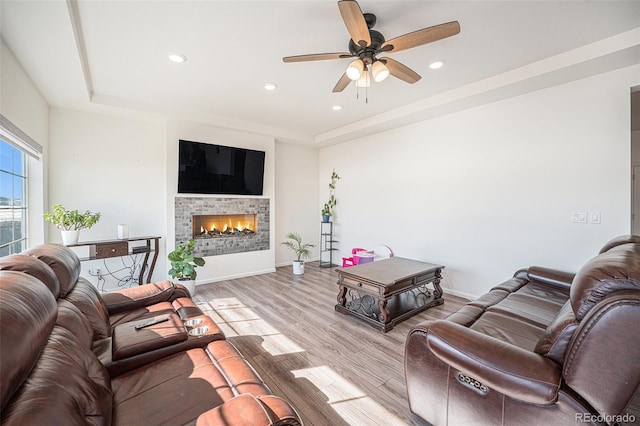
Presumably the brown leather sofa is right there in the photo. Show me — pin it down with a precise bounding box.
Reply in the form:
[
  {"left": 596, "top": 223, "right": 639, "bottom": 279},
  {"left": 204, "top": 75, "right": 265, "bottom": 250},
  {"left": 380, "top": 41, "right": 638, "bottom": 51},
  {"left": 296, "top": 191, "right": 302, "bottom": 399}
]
[
  {"left": 0, "top": 244, "right": 302, "bottom": 425},
  {"left": 405, "top": 235, "right": 640, "bottom": 425}
]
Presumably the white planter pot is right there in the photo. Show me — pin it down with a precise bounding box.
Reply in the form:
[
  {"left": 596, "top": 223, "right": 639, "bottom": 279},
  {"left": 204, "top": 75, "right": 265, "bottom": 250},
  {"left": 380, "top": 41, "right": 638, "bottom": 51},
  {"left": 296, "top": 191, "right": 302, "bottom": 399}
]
[
  {"left": 179, "top": 279, "right": 196, "bottom": 296},
  {"left": 60, "top": 230, "right": 80, "bottom": 246},
  {"left": 292, "top": 260, "right": 305, "bottom": 275}
]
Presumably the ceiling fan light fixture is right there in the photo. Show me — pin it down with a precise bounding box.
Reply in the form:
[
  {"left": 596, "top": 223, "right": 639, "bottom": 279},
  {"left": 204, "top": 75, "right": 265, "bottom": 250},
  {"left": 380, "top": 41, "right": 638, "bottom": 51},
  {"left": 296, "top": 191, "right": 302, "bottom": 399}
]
[
  {"left": 355, "top": 70, "right": 370, "bottom": 88},
  {"left": 371, "top": 61, "right": 389, "bottom": 82},
  {"left": 346, "top": 59, "right": 364, "bottom": 80}
]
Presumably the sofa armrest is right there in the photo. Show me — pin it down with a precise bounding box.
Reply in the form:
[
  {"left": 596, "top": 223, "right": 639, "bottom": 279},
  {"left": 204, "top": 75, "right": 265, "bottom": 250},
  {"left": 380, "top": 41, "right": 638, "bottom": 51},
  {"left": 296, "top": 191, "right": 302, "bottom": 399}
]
[
  {"left": 526, "top": 266, "right": 575, "bottom": 290},
  {"left": 421, "top": 320, "right": 562, "bottom": 405},
  {"left": 196, "top": 394, "right": 302, "bottom": 426},
  {"left": 102, "top": 280, "right": 191, "bottom": 314}
]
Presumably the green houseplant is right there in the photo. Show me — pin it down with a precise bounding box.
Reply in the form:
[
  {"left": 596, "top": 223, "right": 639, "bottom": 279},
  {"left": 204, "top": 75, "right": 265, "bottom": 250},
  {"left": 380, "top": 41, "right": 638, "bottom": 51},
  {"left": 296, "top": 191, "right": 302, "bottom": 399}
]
[
  {"left": 281, "top": 232, "right": 314, "bottom": 275},
  {"left": 168, "top": 238, "right": 205, "bottom": 295},
  {"left": 43, "top": 203, "right": 101, "bottom": 245},
  {"left": 322, "top": 169, "right": 340, "bottom": 222}
]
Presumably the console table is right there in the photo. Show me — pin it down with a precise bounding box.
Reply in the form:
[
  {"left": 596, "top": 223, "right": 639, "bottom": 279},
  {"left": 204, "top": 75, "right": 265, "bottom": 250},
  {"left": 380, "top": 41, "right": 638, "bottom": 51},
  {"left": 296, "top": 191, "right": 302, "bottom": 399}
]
[
  {"left": 68, "top": 236, "right": 161, "bottom": 285},
  {"left": 335, "top": 257, "right": 444, "bottom": 332}
]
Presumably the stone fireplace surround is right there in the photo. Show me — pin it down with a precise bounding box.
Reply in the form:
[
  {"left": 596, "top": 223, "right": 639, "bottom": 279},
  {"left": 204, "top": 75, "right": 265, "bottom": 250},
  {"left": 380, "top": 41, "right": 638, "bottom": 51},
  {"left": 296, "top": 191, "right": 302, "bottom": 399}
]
[{"left": 175, "top": 197, "right": 269, "bottom": 257}]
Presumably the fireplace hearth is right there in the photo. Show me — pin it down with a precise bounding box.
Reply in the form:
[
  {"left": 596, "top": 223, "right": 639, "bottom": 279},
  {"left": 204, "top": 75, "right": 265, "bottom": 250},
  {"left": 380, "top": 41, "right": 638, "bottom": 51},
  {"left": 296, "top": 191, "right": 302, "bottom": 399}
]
[{"left": 175, "top": 197, "right": 269, "bottom": 257}]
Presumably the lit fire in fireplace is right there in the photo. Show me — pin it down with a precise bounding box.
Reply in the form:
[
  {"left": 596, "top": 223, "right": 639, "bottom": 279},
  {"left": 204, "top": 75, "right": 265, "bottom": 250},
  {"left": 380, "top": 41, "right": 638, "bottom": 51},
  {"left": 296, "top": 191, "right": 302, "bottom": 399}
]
[{"left": 193, "top": 214, "right": 257, "bottom": 238}]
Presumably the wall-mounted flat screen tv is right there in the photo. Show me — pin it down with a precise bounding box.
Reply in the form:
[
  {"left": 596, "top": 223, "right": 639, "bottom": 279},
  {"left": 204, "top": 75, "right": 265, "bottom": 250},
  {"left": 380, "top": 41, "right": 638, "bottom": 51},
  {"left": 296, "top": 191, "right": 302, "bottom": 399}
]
[{"left": 178, "top": 139, "right": 265, "bottom": 195}]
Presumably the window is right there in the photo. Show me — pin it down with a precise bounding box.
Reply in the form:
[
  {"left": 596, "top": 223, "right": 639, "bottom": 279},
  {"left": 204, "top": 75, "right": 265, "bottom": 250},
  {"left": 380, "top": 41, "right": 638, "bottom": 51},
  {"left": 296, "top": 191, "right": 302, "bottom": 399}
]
[{"left": 0, "top": 140, "right": 27, "bottom": 256}]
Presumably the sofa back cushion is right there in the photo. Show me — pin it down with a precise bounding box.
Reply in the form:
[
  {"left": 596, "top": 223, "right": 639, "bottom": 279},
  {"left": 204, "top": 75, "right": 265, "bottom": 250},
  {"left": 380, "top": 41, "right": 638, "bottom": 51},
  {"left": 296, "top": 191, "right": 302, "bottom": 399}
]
[
  {"left": 0, "top": 272, "right": 57, "bottom": 412},
  {"left": 570, "top": 242, "right": 640, "bottom": 321},
  {"left": 64, "top": 277, "right": 112, "bottom": 340},
  {"left": 598, "top": 234, "right": 640, "bottom": 254},
  {"left": 533, "top": 301, "right": 578, "bottom": 363},
  {"left": 23, "top": 244, "right": 80, "bottom": 298},
  {"left": 0, "top": 254, "right": 60, "bottom": 297},
  {"left": 2, "top": 325, "right": 113, "bottom": 425}
]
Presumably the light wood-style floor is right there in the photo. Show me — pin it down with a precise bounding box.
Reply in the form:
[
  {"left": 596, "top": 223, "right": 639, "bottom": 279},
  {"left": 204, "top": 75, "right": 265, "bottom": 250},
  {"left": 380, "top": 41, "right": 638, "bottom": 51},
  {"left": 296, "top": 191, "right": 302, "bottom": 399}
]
[{"left": 193, "top": 261, "right": 468, "bottom": 426}]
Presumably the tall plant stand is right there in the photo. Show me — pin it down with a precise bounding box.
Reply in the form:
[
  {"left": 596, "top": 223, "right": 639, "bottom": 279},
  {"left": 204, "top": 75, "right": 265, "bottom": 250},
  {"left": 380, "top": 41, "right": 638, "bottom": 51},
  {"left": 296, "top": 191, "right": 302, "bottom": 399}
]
[{"left": 319, "top": 221, "right": 338, "bottom": 268}]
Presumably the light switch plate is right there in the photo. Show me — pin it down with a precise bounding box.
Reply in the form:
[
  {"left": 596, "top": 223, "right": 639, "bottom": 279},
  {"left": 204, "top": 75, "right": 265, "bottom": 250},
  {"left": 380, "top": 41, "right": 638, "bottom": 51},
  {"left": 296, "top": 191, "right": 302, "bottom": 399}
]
[
  {"left": 571, "top": 211, "right": 587, "bottom": 223},
  {"left": 590, "top": 211, "right": 601, "bottom": 224}
]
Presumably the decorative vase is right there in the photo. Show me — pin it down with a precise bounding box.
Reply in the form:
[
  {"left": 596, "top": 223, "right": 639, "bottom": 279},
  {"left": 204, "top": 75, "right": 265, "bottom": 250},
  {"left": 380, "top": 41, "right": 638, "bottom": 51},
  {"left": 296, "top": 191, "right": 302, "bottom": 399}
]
[
  {"left": 60, "top": 230, "right": 80, "bottom": 246},
  {"left": 179, "top": 279, "right": 196, "bottom": 296},
  {"left": 322, "top": 214, "right": 330, "bottom": 223},
  {"left": 292, "top": 260, "right": 305, "bottom": 275}
]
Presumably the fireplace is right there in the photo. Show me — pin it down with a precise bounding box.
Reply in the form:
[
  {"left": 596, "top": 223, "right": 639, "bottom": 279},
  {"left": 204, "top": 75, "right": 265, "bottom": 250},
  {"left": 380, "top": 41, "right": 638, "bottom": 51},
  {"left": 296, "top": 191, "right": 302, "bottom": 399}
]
[
  {"left": 175, "top": 197, "right": 269, "bottom": 257},
  {"left": 193, "top": 214, "right": 257, "bottom": 238}
]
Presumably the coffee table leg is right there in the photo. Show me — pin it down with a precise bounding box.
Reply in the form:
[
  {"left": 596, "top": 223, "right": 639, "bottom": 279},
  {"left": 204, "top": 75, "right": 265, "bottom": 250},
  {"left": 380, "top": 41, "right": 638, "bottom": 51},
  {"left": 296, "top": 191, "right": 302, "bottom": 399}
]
[
  {"left": 433, "top": 268, "right": 444, "bottom": 299},
  {"left": 378, "top": 299, "right": 389, "bottom": 323},
  {"left": 337, "top": 285, "right": 347, "bottom": 307}
]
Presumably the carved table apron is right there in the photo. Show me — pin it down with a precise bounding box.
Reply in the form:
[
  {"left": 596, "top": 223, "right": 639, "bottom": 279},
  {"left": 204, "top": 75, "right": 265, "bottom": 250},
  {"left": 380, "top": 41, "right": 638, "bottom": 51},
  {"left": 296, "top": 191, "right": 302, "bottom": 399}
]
[{"left": 335, "top": 257, "right": 444, "bottom": 332}]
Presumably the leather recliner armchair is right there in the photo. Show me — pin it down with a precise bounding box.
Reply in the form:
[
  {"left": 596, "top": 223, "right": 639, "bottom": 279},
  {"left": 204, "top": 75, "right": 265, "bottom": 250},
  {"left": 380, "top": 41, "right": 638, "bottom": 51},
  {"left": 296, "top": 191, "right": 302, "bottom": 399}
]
[{"left": 405, "top": 235, "right": 640, "bottom": 425}]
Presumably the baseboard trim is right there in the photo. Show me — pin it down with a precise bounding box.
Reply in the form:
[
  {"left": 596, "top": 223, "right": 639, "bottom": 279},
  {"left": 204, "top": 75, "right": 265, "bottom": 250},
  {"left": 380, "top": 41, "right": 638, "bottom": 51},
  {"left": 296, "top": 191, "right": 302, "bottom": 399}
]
[
  {"left": 275, "top": 257, "right": 320, "bottom": 268},
  {"left": 441, "top": 287, "right": 477, "bottom": 301}
]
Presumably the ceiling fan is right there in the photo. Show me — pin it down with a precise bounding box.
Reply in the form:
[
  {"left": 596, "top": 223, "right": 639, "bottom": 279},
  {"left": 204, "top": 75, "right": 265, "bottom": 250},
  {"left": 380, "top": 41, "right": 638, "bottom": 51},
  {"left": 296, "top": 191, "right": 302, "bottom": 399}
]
[{"left": 282, "top": 0, "right": 460, "bottom": 93}]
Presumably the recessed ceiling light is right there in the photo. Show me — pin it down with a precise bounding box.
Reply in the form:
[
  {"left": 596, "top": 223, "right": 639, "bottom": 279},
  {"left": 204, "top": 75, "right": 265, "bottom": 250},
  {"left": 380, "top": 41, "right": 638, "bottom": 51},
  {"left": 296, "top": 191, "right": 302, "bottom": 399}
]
[
  {"left": 429, "top": 61, "right": 444, "bottom": 70},
  {"left": 263, "top": 82, "right": 278, "bottom": 91},
  {"left": 332, "top": 105, "right": 343, "bottom": 111},
  {"left": 168, "top": 53, "right": 187, "bottom": 63}
]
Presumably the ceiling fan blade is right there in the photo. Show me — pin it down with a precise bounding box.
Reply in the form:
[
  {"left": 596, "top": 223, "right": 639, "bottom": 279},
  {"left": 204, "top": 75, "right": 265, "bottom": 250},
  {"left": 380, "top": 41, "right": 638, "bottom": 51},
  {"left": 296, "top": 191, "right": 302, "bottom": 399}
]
[
  {"left": 338, "top": 0, "right": 371, "bottom": 48},
  {"left": 380, "top": 58, "right": 421, "bottom": 84},
  {"left": 381, "top": 21, "right": 460, "bottom": 53},
  {"left": 332, "top": 73, "right": 352, "bottom": 93},
  {"left": 283, "top": 52, "right": 352, "bottom": 63}
]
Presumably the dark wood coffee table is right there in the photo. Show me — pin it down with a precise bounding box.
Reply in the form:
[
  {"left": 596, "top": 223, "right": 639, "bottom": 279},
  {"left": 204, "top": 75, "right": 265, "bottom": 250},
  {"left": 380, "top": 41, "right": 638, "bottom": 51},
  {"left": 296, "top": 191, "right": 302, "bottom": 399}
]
[{"left": 335, "top": 257, "right": 444, "bottom": 332}]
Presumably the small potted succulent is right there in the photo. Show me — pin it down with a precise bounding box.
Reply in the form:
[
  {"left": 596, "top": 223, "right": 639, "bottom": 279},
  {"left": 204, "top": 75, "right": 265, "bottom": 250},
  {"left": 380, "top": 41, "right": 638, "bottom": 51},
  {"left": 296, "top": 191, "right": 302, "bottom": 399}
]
[
  {"left": 168, "top": 239, "right": 205, "bottom": 295},
  {"left": 281, "top": 232, "right": 314, "bottom": 275},
  {"left": 43, "top": 204, "right": 101, "bottom": 245}
]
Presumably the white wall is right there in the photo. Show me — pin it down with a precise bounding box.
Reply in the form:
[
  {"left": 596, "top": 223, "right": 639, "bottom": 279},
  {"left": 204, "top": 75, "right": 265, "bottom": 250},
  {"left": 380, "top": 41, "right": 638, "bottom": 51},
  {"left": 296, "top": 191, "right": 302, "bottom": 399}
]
[
  {"left": 0, "top": 39, "right": 49, "bottom": 246},
  {"left": 48, "top": 108, "right": 166, "bottom": 286},
  {"left": 320, "top": 65, "right": 640, "bottom": 299},
  {"left": 165, "top": 120, "right": 277, "bottom": 284},
  {"left": 275, "top": 141, "right": 319, "bottom": 266}
]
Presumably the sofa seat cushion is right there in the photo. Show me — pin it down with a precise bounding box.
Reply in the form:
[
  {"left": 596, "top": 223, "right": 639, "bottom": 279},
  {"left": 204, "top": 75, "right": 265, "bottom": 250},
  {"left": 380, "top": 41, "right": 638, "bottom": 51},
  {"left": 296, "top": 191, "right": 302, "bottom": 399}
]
[
  {"left": 515, "top": 280, "right": 570, "bottom": 303},
  {"left": 111, "top": 341, "right": 271, "bottom": 425},
  {"left": 470, "top": 312, "right": 546, "bottom": 351},
  {"left": 111, "top": 348, "right": 226, "bottom": 424},
  {"left": 486, "top": 292, "right": 566, "bottom": 329}
]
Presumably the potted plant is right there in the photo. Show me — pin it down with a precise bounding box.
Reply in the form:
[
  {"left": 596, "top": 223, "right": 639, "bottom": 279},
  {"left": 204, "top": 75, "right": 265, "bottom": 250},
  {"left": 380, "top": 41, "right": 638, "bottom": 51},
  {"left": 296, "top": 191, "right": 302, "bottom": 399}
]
[
  {"left": 43, "top": 204, "right": 101, "bottom": 245},
  {"left": 322, "top": 169, "right": 340, "bottom": 222},
  {"left": 281, "top": 232, "right": 314, "bottom": 275},
  {"left": 168, "top": 238, "right": 205, "bottom": 295}
]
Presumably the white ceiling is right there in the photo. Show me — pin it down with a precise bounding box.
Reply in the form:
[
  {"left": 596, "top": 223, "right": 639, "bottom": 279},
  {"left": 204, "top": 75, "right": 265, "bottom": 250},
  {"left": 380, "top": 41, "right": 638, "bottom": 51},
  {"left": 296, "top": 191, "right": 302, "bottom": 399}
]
[{"left": 1, "top": 1, "right": 639, "bottom": 145}]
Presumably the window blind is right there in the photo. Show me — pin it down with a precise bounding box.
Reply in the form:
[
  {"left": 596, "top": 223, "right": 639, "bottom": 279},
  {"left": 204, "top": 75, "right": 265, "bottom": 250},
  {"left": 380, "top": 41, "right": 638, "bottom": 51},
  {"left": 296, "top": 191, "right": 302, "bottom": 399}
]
[{"left": 0, "top": 114, "right": 42, "bottom": 159}]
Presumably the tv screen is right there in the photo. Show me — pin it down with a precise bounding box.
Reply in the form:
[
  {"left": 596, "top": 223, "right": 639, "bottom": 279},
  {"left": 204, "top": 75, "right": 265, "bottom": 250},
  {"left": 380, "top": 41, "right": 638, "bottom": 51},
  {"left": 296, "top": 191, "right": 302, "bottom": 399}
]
[{"left": 178, "top": 140, "right": 265, "bottom": 195}]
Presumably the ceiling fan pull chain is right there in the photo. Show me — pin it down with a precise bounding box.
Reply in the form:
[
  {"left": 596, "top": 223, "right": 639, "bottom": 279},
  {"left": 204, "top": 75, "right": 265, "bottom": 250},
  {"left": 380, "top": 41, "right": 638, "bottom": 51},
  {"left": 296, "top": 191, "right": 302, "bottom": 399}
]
[{"left": 366, "top": 72, "right": 369, "bottom": 104}]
